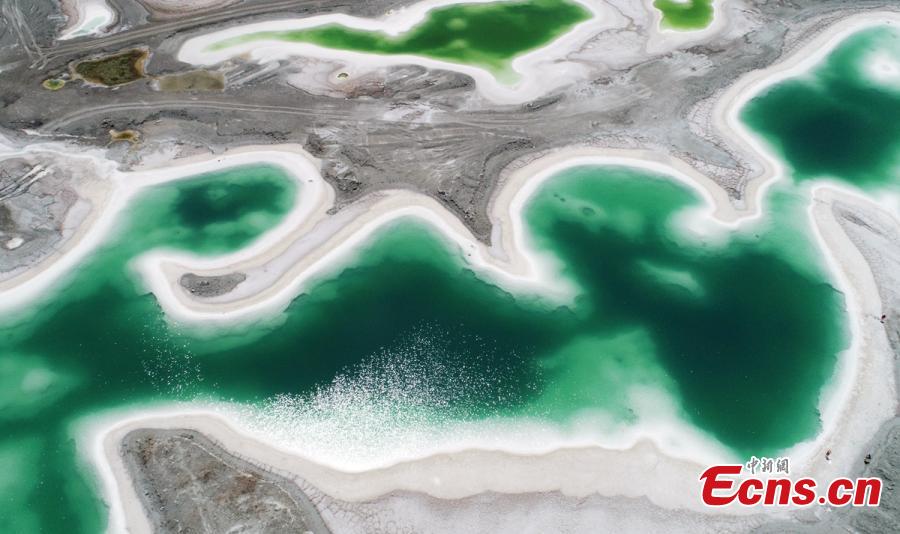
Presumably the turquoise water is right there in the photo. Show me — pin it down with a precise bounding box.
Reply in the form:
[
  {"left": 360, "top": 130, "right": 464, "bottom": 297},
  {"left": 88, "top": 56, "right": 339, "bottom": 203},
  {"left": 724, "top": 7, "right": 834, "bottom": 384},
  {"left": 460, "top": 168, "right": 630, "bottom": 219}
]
[{"left": 0, "top": 162, "right": 845, "bottom": 531}]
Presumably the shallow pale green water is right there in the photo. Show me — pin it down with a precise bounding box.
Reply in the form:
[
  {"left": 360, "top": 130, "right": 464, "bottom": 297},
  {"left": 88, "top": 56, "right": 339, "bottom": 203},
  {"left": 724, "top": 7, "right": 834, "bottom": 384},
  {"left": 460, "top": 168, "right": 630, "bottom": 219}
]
[
  {"left": 653, "top": 0, "right": 714, "bottom": 30},
  {"left": 208, "top": 0, "right": 591, "bottom": 76}
]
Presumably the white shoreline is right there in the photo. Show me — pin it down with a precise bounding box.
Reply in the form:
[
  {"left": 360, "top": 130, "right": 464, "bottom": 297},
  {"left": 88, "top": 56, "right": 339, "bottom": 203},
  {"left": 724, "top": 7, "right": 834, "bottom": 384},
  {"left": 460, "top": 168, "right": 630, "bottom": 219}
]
[
  {"left": 133, "top": 147, "right": 740, "bottom": 326},
  {"left": 83, "top": 404, "right": 749, "bottom": 534},
  {"left": 642, "top": 0, "right": 729, "bottom": 54},
  {"left": 58, "top": 0, "right": 115, "bottom": 41},
  {"left": 175, "top": 0, "right": 731, "bottom": 104},
  {"left": 0, "top": 8, "right": 897, "bottom": 534}
]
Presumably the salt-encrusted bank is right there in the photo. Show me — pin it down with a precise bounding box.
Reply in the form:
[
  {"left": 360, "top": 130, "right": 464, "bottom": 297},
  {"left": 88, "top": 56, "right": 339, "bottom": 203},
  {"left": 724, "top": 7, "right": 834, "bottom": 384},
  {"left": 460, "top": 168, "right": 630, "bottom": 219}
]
[
  {"left": 1, "top": 4, "right": 898, "bottom": 534},
  {"left": 176, "top": 0, "right": 732, "bottom": 104}
]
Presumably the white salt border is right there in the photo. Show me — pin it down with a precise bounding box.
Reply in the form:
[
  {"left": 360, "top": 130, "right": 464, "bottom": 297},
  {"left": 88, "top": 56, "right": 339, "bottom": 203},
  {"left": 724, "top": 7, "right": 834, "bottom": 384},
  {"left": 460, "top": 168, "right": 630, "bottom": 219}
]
[
  {"left": 0, "top": 9, "right": 895, "bottom": 533},
  {"left": 58, "top": 0, "right": 115, "bottom": 40},
  {"left": 176, "top": 0, "right": 733, "bottom": 105}
]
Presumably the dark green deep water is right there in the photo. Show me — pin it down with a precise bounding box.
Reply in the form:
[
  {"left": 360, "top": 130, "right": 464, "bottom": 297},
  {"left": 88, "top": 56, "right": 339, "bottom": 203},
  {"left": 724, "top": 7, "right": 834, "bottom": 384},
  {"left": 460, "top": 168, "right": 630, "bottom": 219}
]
[
  {"left": 208, "top": 0, "right": 591, "bottom": 76},
  {"left": 743, "top": 25, "right": 900, "bottom": 189},
  {"left": 0, "top": 163, "right": 845, "bottom": 531},
  {"left": 4, "top": 23, "right": 900, "bottom": 534}
]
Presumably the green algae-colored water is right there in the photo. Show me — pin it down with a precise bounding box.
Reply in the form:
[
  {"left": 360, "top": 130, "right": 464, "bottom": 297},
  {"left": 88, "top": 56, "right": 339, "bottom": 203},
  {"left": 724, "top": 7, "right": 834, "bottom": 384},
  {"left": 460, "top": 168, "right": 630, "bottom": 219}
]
[
  {"left": 207, "top": 0, "right": 591, "bottom": 76},
  {"left": 1, "top": 166, "right": 298, "bottom": 532},
  {"left": 6, "top": 21, "right": 900, "bottom": 534},
  {"left": 0, "top": 162, "right": 846, "bottom": 531},
  {"left": 742, "top": 26, "right": 900, "bottom": 189},
  {"left": 653, "top": 0, "right": 714, "bottom": 30}
]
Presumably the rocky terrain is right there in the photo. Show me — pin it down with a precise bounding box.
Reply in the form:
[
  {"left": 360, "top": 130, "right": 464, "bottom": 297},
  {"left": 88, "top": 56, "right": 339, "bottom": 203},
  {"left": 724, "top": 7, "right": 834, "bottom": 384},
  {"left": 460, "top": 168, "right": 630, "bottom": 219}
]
[
  {"left": 1, "top": 0, "right": 896, "bottom": 245},
  {"left": 0, "top": 152, "right": 105, "bottom": 280},
  {"left": 123, "top": 428, "right": 331, "bottom": 533}
]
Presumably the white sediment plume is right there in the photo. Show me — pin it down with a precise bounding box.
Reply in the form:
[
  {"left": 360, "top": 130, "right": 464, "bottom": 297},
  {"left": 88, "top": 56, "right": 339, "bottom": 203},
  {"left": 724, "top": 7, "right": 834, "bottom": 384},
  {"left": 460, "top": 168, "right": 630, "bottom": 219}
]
[
  {"left": 864, "top": 50, "right": 900, "bottom": 93},
  {"left": 80, "top": 177, "right": 897, "bottom": 533},
  {"left": 6, "top": 10, "right": 899, "bottom": 534}
]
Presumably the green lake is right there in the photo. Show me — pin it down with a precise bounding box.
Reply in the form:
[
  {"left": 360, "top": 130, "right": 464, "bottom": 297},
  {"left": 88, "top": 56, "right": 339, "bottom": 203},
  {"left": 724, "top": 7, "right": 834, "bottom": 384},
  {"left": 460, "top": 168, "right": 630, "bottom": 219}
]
[
  {"left": 5, "top": 19, "right": 900, "bottom": 534},
  {"left": 207, "top": 0, "right": 591, "bottom": 77},
  {"left": 0, "top": 162, "right": 846, "bottom": 531},
  {"left": 653, "top": 0, "right": 714, "bottom": 30},
  {"left": 742, "top": 25, "right": 900, "bottom": 189}
]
